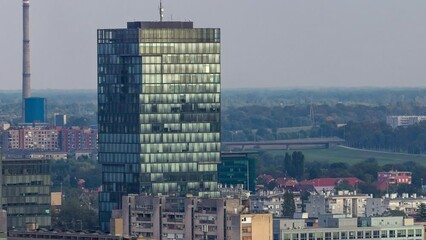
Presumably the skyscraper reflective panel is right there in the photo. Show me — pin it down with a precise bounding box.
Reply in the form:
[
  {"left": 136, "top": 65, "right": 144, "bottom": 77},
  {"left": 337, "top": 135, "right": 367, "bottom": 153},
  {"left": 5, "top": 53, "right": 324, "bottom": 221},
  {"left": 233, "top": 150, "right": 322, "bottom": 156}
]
[{"left": 97, "top": 21, "right": 221, "bottom": 232}]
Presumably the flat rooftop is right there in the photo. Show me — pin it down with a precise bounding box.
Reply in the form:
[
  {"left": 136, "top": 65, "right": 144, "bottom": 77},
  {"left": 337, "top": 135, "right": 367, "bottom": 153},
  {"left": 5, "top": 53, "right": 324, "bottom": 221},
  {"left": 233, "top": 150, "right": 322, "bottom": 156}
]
[{"left": 127, "top": 21, "right": 193, "bottom": 29}]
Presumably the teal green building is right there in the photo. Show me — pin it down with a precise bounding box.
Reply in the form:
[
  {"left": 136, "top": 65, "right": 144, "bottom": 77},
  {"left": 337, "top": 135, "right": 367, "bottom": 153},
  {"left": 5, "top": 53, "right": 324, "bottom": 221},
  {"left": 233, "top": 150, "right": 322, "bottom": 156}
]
[{"left": 219, "top": 152, "right": 256, "bottom": 192}]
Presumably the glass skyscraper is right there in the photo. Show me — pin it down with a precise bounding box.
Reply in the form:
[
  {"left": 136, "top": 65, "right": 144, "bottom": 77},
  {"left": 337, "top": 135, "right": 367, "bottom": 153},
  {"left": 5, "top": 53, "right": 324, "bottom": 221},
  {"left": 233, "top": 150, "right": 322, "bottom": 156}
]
[{"left": 97, "top": 21, "right": 221, "bottom": 231}]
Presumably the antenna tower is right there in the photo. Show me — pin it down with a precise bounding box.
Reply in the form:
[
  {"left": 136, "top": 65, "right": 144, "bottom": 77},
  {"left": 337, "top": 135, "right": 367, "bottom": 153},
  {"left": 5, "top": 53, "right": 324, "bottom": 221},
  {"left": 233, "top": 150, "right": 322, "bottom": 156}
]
[{"left": 159, "top": 0, "right": 164, "bottom": 22}]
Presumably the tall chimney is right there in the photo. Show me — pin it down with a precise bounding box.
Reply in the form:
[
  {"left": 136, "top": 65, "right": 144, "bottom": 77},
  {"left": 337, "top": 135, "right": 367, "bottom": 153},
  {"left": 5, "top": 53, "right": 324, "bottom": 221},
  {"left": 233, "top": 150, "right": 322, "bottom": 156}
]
[{"left": 22, "top": 0, "right": 31, "bottom": 123}]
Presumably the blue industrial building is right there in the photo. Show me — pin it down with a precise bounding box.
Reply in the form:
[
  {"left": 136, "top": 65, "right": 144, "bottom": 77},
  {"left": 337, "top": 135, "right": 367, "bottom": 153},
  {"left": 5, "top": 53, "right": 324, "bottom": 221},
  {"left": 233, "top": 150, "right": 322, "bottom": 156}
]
[{"left": 24, "top": 97, "right": 46, "bottom": 124}]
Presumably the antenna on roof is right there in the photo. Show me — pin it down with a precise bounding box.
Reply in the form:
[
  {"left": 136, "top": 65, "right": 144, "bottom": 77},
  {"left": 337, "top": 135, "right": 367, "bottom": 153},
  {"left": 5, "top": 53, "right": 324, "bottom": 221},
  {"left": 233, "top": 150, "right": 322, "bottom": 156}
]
[{"left": 159, "top": 0, "right": 164, "bottom": 22}]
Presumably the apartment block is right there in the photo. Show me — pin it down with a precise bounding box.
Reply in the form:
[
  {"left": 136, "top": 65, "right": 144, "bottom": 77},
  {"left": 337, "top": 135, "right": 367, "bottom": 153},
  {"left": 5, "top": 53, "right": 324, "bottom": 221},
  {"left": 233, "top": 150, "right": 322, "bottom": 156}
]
[
  {"left": 59, "top": 127, "right": 97, "bottom": 153},
  {"left": 305, "top": 191, "right": 371, "bottom": 218},
  {"left": 366, "top": 193, "right": 426, "bottom": 216},
  {"left": 250, "top": 190, "right": 302, "bottom": 217},
  {"left": 111, "top": 195, "right": 272, "bottom": 240},
  {"left": 2, "top": 126, "right": 97, "bottom": 155},
  {"left": 3, "top": 127, "right": 59, "bottom": 151}
]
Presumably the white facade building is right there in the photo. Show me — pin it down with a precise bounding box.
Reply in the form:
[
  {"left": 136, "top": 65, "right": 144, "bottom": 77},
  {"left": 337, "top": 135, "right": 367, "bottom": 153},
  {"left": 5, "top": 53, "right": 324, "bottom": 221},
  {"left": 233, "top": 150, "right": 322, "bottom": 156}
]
[
  {"left": 306, "top": 191, "right": 371, "bottom": 218},
  {"left": 386, "top": 116, "right": 426, "bottom": 129},
  {"left": 274, "top": 215, "right": 424, "bottom": 240},
  {"left": 366, "top": 194, "right": 426, "bottom": 216}
]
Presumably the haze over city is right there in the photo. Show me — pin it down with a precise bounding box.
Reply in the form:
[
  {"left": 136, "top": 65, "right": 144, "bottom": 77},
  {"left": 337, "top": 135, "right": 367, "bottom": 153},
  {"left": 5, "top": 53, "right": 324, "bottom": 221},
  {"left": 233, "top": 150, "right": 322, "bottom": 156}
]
[{"left": 1, "top": 0, "right": 426, "bottom": 90}]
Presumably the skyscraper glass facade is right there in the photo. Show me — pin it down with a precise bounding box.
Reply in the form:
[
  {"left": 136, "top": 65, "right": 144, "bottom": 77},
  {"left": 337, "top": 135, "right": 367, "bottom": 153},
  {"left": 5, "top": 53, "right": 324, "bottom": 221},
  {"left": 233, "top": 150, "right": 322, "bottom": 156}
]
[{"left": 97, "top": 21, "right": 221, "bottom": 231}]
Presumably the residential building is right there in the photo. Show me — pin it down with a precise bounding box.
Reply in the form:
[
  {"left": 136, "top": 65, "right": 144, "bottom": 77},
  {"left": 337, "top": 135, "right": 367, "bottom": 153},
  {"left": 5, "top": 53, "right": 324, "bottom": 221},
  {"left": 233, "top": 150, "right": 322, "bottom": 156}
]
[
  {"left": 386, "top": 116, "right": 426, "bottom": 129},
  {"left": 1, "top": 158, "right": 51, "bottom": 229},
  {"left": 305, "top": 191, "right": 371, "bottom": 218},
  {"left": 298, "top": 178, "right": 363, "bottom": 193},
  {"left": 3, "top": 127, "right": 60, "bottom": 152},
  {"left": 365, "top": 198, "right": 387, "bottom": 217},
  {"left": 2, "top": 126, "right": 97, "bottom": 156},
  {"left": 229, "top": 213, "right": 273, "bottom": 240},
  {"left": 219, "top": 152, "right": 256, "bottom": 192},
  {"left": 24, "top": 97, "right": 46, "bottom": 124},
  {"left": 59, "top": 127, "right": 97, "bottom": 153},
  {"left": 111, "top": 195, "right": 249, "bottom": 240},
  {"left": 366, "top": 193, "right": 426, "bottom": 216},
  {"left": 218, "top": 184, "right": 250, "bottom": 200},
  {"left": 250, "top": 190, "right": 302, "bottom": 217},
  {"left": 377, "top": 171, "right": 412, "bottom": 192},
  {"left": 273, "top": 215, "right": 424, "bottom": 240},
  {"left": 97, "top": 21, "right": 221, "bottom": 231}
]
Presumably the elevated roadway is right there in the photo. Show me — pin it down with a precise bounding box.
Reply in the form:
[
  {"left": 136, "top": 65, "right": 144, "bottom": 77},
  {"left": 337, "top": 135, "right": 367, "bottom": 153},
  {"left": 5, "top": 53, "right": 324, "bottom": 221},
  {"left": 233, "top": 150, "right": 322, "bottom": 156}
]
[{"left": 222, "top": 137, "right": 345, "bottom": 150}]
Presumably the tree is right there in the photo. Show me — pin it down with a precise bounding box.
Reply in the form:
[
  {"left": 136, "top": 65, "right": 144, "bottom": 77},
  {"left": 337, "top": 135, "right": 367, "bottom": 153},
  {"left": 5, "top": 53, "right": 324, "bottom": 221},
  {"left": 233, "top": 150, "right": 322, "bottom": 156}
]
[
  {"left": 292, "top": 151, "right": 305, "bottom": 179},
  {"left": 53, "top": 189, "right": 98, "bottom": 230},
  {"left": 284, "top": 153, "right": 293, "bottom": 176},
  {"left": 266, "top": 180, "right": 277, "bottom": 190},
  {"left": 382, "top": 209, "right": 406, "bottom": 217},
  {"left": 283, "top": 152, "right": 305, "bottom": 180},
  {"left": 282, "top": 191, "right": 296, "bottom": 218},
  {"left": 417, "top": 203, "right": 426, "bottom": 221},
  {"left": 336, "top": 180, "right": 355, "bottom": 192}
]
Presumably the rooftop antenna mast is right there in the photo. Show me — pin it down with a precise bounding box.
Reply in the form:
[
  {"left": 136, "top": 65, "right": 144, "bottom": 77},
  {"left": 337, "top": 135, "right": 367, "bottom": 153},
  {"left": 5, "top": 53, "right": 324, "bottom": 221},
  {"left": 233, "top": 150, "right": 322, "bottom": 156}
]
[{"left": 159, "top": 0, "right": 164, "bottom": 22}]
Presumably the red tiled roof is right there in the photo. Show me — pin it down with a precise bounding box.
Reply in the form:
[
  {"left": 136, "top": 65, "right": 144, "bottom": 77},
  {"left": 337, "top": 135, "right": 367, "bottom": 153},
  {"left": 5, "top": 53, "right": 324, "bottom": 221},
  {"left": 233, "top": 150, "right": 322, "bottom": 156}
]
[
  {"left": 258, "top": 174, "right": 274, "bottom": 183},
  {"left": 276, "top": 178, "right": 298, "bottom": 187},
  {"left": 299, "top": 177, "right": 363, "bottom": 187}
]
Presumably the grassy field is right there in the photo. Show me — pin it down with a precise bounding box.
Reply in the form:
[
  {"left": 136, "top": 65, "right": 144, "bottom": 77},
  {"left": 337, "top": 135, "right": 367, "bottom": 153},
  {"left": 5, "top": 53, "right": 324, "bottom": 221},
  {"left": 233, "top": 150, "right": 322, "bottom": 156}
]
[{"left": 266, "top": 145, "right": 426, "bottom": 166}]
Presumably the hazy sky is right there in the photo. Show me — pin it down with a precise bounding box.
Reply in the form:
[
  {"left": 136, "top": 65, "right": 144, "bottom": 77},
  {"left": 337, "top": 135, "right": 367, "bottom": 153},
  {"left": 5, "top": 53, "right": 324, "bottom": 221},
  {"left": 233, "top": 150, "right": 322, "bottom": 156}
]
[{"left": 1, "top": 0, "right": 426, "bottom": 90}]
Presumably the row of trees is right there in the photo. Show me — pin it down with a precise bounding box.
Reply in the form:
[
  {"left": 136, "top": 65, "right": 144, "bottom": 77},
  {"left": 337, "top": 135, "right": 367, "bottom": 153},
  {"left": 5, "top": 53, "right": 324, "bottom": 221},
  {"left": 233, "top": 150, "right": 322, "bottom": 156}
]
[{"left": 340, "top": 121, "right": 426, "bottom": 154}]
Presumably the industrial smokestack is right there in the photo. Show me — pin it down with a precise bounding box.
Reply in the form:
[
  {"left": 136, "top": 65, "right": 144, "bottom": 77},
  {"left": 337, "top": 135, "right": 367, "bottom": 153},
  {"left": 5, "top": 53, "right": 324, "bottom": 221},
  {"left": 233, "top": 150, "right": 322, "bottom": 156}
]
[{"left": 22, "top": 0, "right": 31, "bottom": 122}]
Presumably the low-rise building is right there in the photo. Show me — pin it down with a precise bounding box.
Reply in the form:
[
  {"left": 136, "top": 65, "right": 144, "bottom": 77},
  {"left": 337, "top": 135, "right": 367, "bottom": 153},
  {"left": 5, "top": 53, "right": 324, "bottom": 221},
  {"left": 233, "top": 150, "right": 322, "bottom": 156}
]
[
  {"left": 218, "top": 184, "right": 250, "bottom": 200},
  {"left": 305, "top": 191, "right": 371, "bottom": 218},
  {"left": 377, "top": 171, "right": 412, "bottom": 192},
  {"left": 250, "top": 190, "right": 302, "bottom": 217},
  {"left": 274, "top": 215, "right": 424, "bottom": 240},
  {"left": 366, "top": 193, "right": 426, "bottom": 216},
  {"left": 219, "top": 152, "right": 256, "bottom": 192},
  {"left": 298, "top": 178, "right": 363, "bottom": 193}
]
